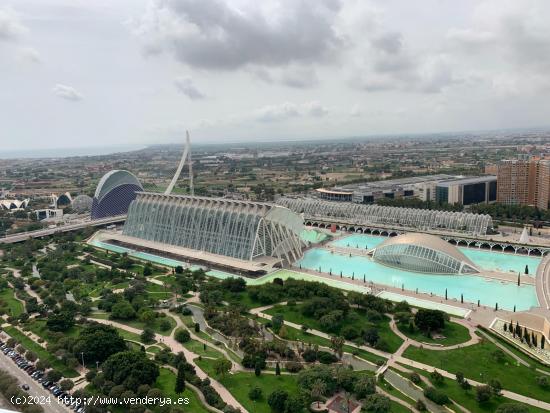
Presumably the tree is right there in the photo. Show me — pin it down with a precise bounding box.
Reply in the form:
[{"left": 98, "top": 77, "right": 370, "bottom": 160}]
[
  {"left": 46, "top": 369, "right": 62, "bottom": 382},
  {"left": 364, "top": 328, "right": 379, "bottom": 346},
  {"left": 275, "top": 362, "right": 281, "bottom": 376},
  {"left": 455, "top": 372, "right": 465, "bottom": 384},
  {"left": 141, "top": 328, "right": 155, "bottom": 343},
  {"left": 330, "top": 336, "right": 345, "bottom": 359},
  {"left": 59, "top": 379, "right": 74, "bottom": 391},
  {"left": 475, "top": 385, "right": 492, "bottom": 403},
  {"left": 284, "top": 395, "right": 303, "bottom": 413},
  {"left": 272, "top": 314, "right": 284, "bottom": 333},
  {"left": 310, "top": 379, "right": 326, "bottom": 408},
  {"left": 110, "top": 300, "right": 135, "bottom": 320},
  {"left": 102, "top": 351, "right": 159, "bottom": 391},
  {"left": 424, "top": 387, "right": 449, "bottom": 405},
  {"left": 138, "top": 309, "right": 156, "bottom": 325},
  {"left": 248, "top": 386, "right": 262, "bottom": 401},
  {"left": 268, "top": 389, "right": 289, "bottom": 413},
  {"left": 159, "top": 319, "right": 172, "bottom": 331},
  {"left": 46, "top": 311, "right": 75, "bottom": 332},
  {"left": 174, "top": 328, "right": 191, "bottom": 343},
  {"left": 489, "top": 379, "right": 502, "bottom": 396},
  {"left": 175, "top": 266, "right": 184, "bottom": 274},
  {"left": 495, "top": 403, "right": 530, "bottom": 413},
  {"left": 254, "top": 361, "right": 262, "bottom": 377},
  {"left": 175, "top": 363, "right": 186, "bottom": 394},
  {"left": 414, "top": 309, "right": 446, "bottom": 334},
  {"left": 194, "top": 323, "right": 200, "bottom": 333},
  {"left": 73, "top": 324, "right": 127, "bottom": 363},
  {"left": 430, "top": 370, "right": 444, "bottom": 385},
  {"left": 362, "top": 394, "right": 390, "bottom": 412},
  {"left": 25, "top": 351, "right": 38, "bottom": 362},
  {"left": 536, "top": 375, "right": 549, "bottom": 389},
  {"left": 354, "top": 376, "right": 375, "bottom": 399},
  {"left": 213, "top": 358, "right": 232, "bottom": 378}
]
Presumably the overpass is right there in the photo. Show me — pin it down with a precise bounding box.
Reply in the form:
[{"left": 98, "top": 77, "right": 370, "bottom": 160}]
[{"left": 0, "top": 215, "right": 127, "bottom": 244}]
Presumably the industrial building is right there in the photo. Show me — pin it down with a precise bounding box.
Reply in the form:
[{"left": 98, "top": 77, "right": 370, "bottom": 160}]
[{"left": 435, "top": 176, "right": 497, "bottom": 206}]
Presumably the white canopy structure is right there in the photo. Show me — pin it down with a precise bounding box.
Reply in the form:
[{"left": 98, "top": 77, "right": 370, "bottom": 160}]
[
  {"left": 123, "top": 193, "right": 304, "bottom": 263},
  {"left": 277, "top": 197, "right": 493, "bottom": 236}
]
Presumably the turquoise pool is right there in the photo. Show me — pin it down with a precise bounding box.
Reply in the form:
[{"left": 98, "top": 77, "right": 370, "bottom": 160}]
[
  {"left": 90, "top": 239, "right": 201, "bottom": 270},
  {"left": 332, "top": 234, "right": 541, "bottom": 275},
  {"left": 300, "top": 235, "right": 540, "bottom": 311}
]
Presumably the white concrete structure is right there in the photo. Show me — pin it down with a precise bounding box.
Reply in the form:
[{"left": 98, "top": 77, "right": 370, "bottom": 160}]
[
  {"left": 370, "top": 233, "right": 479, "bottom": 274},
  {"left": 122, "top": 193, "right": 304, "bottom": 268}
]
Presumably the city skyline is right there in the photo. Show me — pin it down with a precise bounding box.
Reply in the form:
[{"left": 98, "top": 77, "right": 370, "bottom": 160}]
[{"left": 2, "top": 0, "right": 550, "bottom": 151}]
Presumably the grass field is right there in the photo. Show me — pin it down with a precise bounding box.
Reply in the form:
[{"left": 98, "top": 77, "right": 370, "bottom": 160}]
[
  {"left": 4, "top": 326, "right": 79, "bottom": 378},
  {"left": 155, "top": 368, "right": 210, "bottom": 413},
  {"left": 182, "top": 339, "right": 224, "bottom": 358},
  {"left": 264, "top": 303, "right": 403, "bottom": 353},
  {"left": 195, "top": 358, "right": 300, "bottom": 413},
  {"left": 0, "top": 287, "right": 24, "bottom": 317},
  {"left": 402, "top": 332, "right": 550, "bottom": 401},
  {"left": 396, "top": 320, "right": 471, "bottom": 346},
  {"left": 409, "top": 366, "right": 550, "bottom": 413},
  {"left": 90, "top": 313, "right": 177, "bottom": 336}
]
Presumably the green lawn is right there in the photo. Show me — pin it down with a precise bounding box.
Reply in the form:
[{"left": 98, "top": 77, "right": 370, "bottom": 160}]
[
  {"left": 115, "top": 327, "right": 144, "bottom": 343},
  {"left": 402, "top": 332, "right": 550, "bottom": 401},
  {"left": 0, "top": 287, "right": 24, "bottom": 317},
  {"left": 4, "top": 326, "right": 79, "bottom": 378},
  {"left": 26, "top": 319, "right": 82, "bottom": 340},
  {"left": 396, "top": 320, "right": 471, "bottom": 346},
  {"left": 195, "top": 358, "right": 300, "bottom": 413},
  {"left": 91, "top": 313, "right": 177, "bottom": 336},
  {"left": 410, "top": 366, "right": 550, "bottom": 413},
  {"left": 155, "top": 368, "right": 210, "bottom": 413},
  {"left": 256, "top": 315, "right": 387, "bottom": 365},
  {"left": 389, "top": 400, "right": 414, "bottom": 413},
  {"left": 182, "top": 339, "right": 224, "bottom": 358},
  {"left": 264, "top": 304, "right": 403, "bottom": 353}
]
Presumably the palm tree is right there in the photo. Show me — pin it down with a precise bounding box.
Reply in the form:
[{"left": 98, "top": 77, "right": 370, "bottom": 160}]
[{"left": 310, "top": 379, "right": 326, "bottom": 408}]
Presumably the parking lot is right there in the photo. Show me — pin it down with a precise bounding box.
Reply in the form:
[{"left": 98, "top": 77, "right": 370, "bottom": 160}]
[{"left": 0, "top": 338, "right": 84, "bottom": 413}]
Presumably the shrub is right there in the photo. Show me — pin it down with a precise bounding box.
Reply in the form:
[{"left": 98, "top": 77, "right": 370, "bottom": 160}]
[
  {"left": 317, "top": 351, "right": 338, "bottom": 364},
  {"left": 285, "top": 361, "right": 303, "bottom": 373},
  {"left": 174, "top": 328, "right": 191, "bottom": 343},
  {"left": 248, "top": 386, "right": 262, "bottom": 401},
  {"left": 410, "top": 372, "right": 421, "bottom": 385},
  {"left": 424, "top": 387, "right": 449, "bottom": 405}
]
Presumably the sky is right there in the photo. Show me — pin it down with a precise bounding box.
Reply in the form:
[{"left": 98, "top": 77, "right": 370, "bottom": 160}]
[{"left": 1, "top": 0, "right": 550, "bottom": 151}]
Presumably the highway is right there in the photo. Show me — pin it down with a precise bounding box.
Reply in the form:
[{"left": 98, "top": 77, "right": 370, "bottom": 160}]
[
  {"left": 0, "top": 348, "right": 70, "bottom": 413},
  {"left": 0, "top": 215, "right": 126, "bottom": 245}
]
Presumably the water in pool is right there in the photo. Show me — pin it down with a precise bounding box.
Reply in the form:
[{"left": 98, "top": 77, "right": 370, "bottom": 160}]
[{"left": 298, "top": 234, "right": 541, "bottom": 311}]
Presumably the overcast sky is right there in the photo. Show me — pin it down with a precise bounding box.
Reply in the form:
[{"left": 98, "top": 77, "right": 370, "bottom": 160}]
[{"left": 1, "top": 0, "right": 550, "bottom": 151}]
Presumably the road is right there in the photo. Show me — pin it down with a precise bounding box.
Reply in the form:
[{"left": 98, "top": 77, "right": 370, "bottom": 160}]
[
  {"left": 0, "top": 348, "right": 70, "bottom": 413},
  {"left": 0, "top": 215, "right": 126, "bottom": 245}
]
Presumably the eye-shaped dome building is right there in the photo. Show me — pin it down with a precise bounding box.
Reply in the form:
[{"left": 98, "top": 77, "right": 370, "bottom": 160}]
[
  {"left": 370, "top": 233, "right": 478, "bottom": 275},
  {"left": 91, "top": 170, "right": 143, "bottom": 219}
]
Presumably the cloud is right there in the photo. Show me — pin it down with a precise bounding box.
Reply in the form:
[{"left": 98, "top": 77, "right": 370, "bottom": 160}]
[
  {"left": 174, "top": 76, "right": 205, "bottom": 99},
  {"left": 371, "top": 32, "right": 402, "bottom": 54},
  {"left": 52, "top": 84, "right": 83, "bottom": 101},
  {"left": 134, "top": 0, "right": 344, "bottom": 70},
  {"left": 280, "top": 66, "right": 318, "bottom": 89},
  {"left": 17, "top": 47, "right": 40, "bottom": 63},
  {"left": 254, "top": 101, "right": 328, "bottom": 122},
  {"left": 0, "top": 7, "right": 27, "bottom": 41}
]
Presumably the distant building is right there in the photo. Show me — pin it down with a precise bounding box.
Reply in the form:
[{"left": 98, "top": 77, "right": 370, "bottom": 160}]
[
  {"left": 435, "top": 176, "right": 497, "bottom": 206},
  {"left": 317, "top": 174, "right": 496, "bottom": 206},
  {"left": 0, "top": 198, "right": 29, "bottom": 210},
  {"left": 91, "top": 170, "right": 143, "bottom": 219},
  {"left": 497, "top": 158, "right": 550, "bottom": 209},
  {"left": 317, "top": 174, "right": 454, "bottom": 204}
]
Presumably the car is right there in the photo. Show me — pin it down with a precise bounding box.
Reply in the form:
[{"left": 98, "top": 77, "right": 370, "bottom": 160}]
[{"left": 21, "top": 384, "right": 30, "bottom": 391}]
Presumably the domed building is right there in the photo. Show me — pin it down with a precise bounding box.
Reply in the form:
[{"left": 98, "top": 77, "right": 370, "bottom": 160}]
[
  {"left": 370, "top": 233, "right": 478, "bottom": 275},
  {"left": 72, "top": 194, "right": 93, "bottom": 213},
  {"left": 91, "top": 170, "right": 143, "bottom": 219}
]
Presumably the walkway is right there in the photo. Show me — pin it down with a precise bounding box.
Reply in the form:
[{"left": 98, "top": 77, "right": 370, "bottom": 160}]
[
  {"left": 87, "top": 318, "right": 248, "bottom": 412},
  {"left": 535, "top": 253, "right": 550, "bottom": 310}
]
